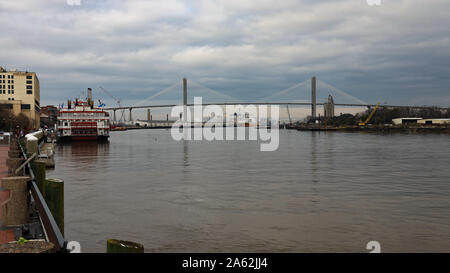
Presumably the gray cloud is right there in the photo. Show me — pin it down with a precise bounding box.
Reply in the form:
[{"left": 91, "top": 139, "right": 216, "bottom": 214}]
[{"left": 1, "top": 0, "right": 449, "bottom": 110}]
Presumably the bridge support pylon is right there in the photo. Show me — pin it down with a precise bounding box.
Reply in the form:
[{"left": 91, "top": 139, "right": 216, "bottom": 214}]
[
  {"left": 183, "top": 78, "right": 187, "bottom": 123},
  {"left": 311, "top": 76, "right": 317, "bottom": 120}
]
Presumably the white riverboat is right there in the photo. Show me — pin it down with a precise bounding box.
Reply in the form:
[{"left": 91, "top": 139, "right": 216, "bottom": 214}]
[{"left": 55, "top": 89, "right": 110, "bottom": 142}]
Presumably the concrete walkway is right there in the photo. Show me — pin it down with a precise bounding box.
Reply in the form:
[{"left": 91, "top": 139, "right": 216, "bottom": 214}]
[{"left": 0, "top": 145, "right": 15, "bottom": 244}]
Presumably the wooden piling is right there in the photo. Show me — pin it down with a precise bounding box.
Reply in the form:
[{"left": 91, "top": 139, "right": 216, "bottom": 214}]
[
  {"left": 31, "top": 160, "right": 46, "bottom": 193},
  {"left": 43, "top": 178, "right": 64, "bottom": 236},
  {"left": 106, "top": 239, "right": 144, "bottom": 253}
]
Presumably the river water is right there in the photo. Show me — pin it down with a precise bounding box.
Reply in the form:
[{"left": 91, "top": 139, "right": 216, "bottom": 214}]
[{"left": 47, "top": 129, "right": 450, "bottom": 252}]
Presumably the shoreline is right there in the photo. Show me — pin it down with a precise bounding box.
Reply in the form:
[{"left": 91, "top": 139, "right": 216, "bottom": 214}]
[{"left": 294, "top": 126, "right": 450, "bottom": 133}]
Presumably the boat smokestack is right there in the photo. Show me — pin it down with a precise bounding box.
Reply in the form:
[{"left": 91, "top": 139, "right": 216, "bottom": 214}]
[
  {"left": 88, "top": 88, "right": 92, "bottom": 101},
  {"left": 87, "top": 88, "right": 93, "bottom": 108}
]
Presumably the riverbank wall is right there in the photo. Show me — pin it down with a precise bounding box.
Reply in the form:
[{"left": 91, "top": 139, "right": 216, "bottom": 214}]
[
  {"left": 295, "top": 125, "right": 450, "bottom": 133},
  {"left": 0, "top": 131, "right": 65, "bottom": 253}
]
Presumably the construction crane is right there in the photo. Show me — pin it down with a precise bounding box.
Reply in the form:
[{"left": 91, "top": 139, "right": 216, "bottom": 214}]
[
  {"left": 97, "top": 86, "right": 125, "bottom": 123},
  {"left": 286, "top": 105, "right": 292, "bottom": 126},
  {"left": 359, "top": 102, "right": 380, "bottom": 126}
]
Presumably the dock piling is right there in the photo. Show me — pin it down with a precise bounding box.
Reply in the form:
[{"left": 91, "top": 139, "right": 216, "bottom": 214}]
[
  {"left": 106, "top": 239, "right": 144, "bottom": 253},
  {"left": 42, "top": 178, "right": 64, "bottom": 236},
  {"left": 31, "top": 159, "right": 47, "bottom": 192}
]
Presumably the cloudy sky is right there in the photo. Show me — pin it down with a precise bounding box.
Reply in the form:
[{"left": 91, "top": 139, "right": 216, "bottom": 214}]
[{"left": 1, "top": 0, "right": 450, "bottom": 110}]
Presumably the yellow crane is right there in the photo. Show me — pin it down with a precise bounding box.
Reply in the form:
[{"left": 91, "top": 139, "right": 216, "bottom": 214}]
[{"left": 359, "top": 102, "right": 380, "bottom": 126}]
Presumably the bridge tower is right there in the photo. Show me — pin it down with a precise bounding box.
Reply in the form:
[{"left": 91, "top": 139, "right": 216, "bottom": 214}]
[
  {"left": 183, "top": 78, "right": 187, "bottom": 123},
  {"left": 311, "top": 76, "right": 317, "bottom": 120}
]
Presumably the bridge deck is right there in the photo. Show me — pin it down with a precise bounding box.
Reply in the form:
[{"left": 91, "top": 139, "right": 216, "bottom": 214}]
[{"left": 105, "top": 103, "right": 449, "bottom": 111}]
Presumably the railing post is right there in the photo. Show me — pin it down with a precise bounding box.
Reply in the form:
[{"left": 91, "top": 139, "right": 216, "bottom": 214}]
[
  {"left": 0, "top": 176, "right": 30, "bottom": 226},
  {"left": 7, "top": 158, "right": 24, "bottom": 176},
  {"left": 26, "top": 136, "right": 39, "bottom": 155}
]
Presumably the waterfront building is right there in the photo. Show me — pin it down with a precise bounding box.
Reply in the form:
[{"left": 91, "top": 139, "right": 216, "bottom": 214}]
[
  {"left": 417, "top": 118, "right": 450, "bottom": 125},
  {"left": 323, "top": 94, "right": 335, "bottom": 118},
  {"left": 0, "top": 66, "right": 41, "bottom": 129},
  {"left": 41, "top": 105, "right": 58, "bottom": 127},
  {"left": 392, "top": 117, "right": 423, "bottom": 125}
]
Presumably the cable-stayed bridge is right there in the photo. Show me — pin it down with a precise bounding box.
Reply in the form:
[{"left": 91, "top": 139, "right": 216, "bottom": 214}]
[{"left": 102, "top": 77, "right": 450, "bottom": 123}]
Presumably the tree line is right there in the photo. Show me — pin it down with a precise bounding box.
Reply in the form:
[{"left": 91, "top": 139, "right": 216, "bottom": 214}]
[{"left": 0, "top": 107, "right": 32, "bottom": 132}]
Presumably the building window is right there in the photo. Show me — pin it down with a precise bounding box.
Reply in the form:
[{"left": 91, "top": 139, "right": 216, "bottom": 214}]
[
  {"left": 26, "top": 75, "right": 32, "bottom": 79},
  {"left": 21, "top": 104, "right": 31, "bottom": 110},
  {"left": 26, "top": 80, "right": 32, "bottom": 84},
  {"left": 0, "top": 104, "right": 12, "bottom": 109},
  {"left": 27, "top": 85, "right": 33, "bottom": 90},
  {"left": 35, "top": 105, "right": 40, "bottom": 112},
  {"left": 27, "top": 90, "right": 32, "bottom": 94}
]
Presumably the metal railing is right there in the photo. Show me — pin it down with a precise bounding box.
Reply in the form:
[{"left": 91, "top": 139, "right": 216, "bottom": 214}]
[{"left": 18, "top": 139, "right": 67, "bottom": 252}]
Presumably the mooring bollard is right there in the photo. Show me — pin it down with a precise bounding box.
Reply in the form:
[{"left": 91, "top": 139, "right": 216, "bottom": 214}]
[
  {"left": 31, "top": 159, "right": 47, "bottom": 192},
  {"left": 25, "top": 136, "right": 38, "bottom": 155},
  {"left": 43, "top": 178, "right": 64, "bottom": 236},
  {"left": 106, "top": 239, "right": 144, "bottom": 253},
  {"left": 0, "top": 176, "right": 30, "bottom": 226}
]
